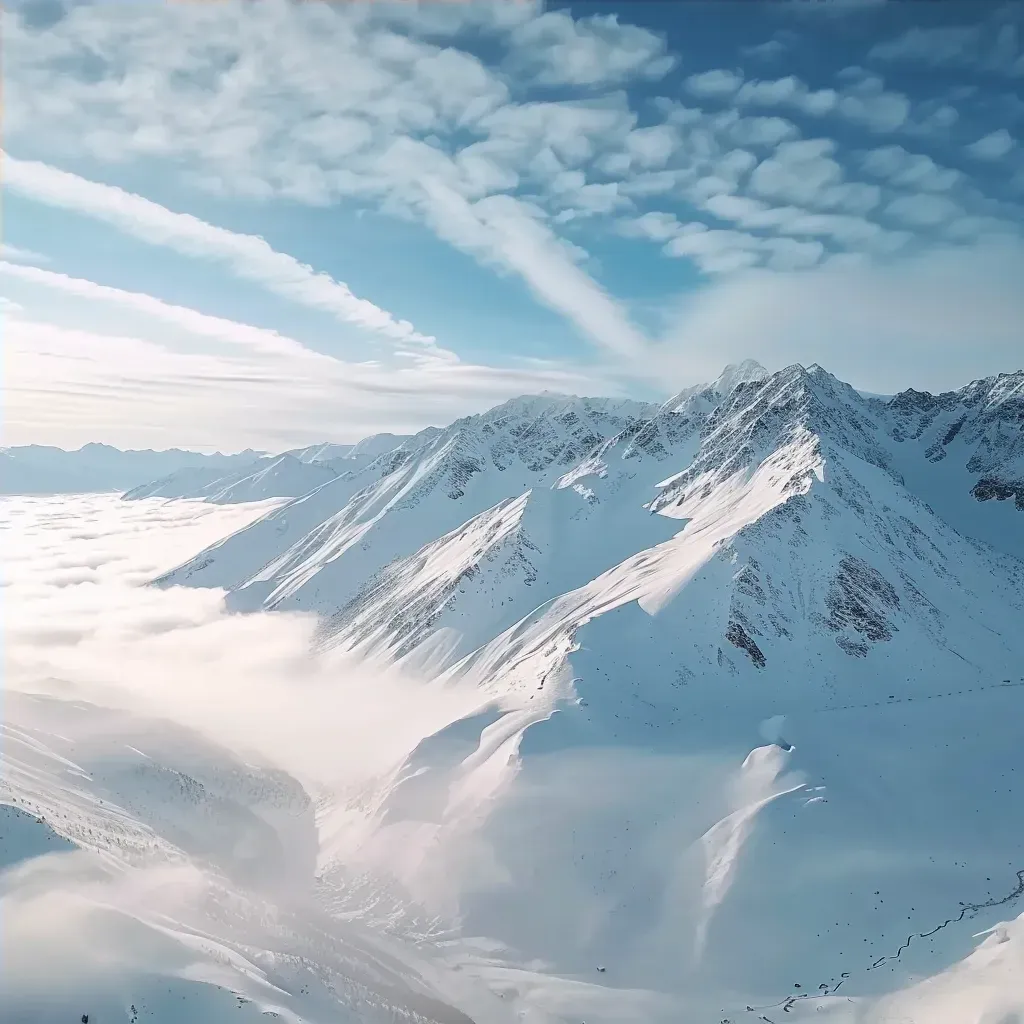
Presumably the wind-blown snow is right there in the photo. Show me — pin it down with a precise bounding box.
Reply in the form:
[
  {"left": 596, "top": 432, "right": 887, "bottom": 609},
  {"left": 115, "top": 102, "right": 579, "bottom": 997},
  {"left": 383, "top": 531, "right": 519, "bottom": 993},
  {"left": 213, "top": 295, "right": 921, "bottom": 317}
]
[{"left": 3, "top": 362, "right": 1023, "bottom": 1023}]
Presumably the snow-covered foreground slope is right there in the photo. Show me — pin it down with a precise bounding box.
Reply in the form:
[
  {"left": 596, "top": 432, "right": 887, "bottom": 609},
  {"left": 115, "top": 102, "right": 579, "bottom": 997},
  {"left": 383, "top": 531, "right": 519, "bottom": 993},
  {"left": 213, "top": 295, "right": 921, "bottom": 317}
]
[{"left": 5, "top": 363, "right": 1024, "bottom": 1023}]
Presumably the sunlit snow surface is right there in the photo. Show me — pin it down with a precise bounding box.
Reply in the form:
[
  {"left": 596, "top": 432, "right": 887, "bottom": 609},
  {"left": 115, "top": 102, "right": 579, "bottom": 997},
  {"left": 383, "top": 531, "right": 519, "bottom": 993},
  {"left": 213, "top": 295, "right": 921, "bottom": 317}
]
[{"left": 2, "top": 493, "right": 1024, "bottom": 1024}]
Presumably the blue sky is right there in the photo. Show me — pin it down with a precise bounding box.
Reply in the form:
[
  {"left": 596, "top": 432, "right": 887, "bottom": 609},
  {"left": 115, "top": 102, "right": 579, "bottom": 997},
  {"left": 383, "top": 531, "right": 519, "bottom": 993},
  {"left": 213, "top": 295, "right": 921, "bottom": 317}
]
[{"left": 2, "top": 0, "right": 1023, "bottom": 451}]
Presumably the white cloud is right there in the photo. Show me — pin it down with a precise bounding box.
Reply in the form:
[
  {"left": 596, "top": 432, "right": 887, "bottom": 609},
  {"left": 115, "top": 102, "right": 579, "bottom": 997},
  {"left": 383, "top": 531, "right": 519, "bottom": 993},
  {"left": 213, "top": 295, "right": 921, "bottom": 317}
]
[
  {"left": 658, "top": 237, "right": 1024, "bottom": 392},
  {"left": 869, "top": 22, "right": 1024, "bottom": 77},
  {"left": 747, "top": 139, "right": 881, "bottom": 213},
  {"left": 943, "top": 214, "right": 1020, "bottom": 244},
  {"left": 624, "top": 125, "right": 682, "bottom": 169},
  {"left": 0, "top": 243, "right": 49, "bottom": 265},
  {"left": 3, "top": 303, "right": 613, "bottom": 451},
  {"left": 0, "top": 261, "right": 338, "bottom": 363},
  {"left": 835, "top": 74, "right": 911, "bottom": 133},
  {"left": 901, "top": 102, "right": 961, "bottom": 140},
  {"left": 476, "top": 96, "right": 638, "bottom": 176},
  {"left": 3, "top": 1, "right": 511, "bottom": 177},
  {"left": 664, "top": 225, "right": 763, "bottom": 274},
  {"left": 681, "top": 66, "right": 913, "bottom": 135},
  {"left": 618, "top": 170, "right": 687, "bottom": 198},
  {"left": 3, "top": 154, "right": 434, "bottom": 348},
  {"left": 725, "top": 115, "right": 800, "bottom": 148},
  {"left": 685, "top": 69, "right": 743, "bottom": 99},
  {"left": 506, "top": 11, "right": 675, "bottom": 87},
  {"left": 860, "top": 145, "right": 962, "bottom": 191},
  {"left": 885, "top": 194, "right": 965, "bottom": 228},
  {"left": 659, "top": 221, "right": 825, "bottom": 276},
  {"left": 412, "top": 181, "right": 650, "bottom": 360},
  {"left": 1, "top": 0, "right": 657, "bottom": 361},
  {"left": 967, "top": 129, "right": 1017, "bottom": 161},
  {"left": 741, "top": 32, "right": 798, "bottom": 64},
  {"left": 1, "top": 493, "right": 493, "bottom": 863},
  {"left": 703, "top": 195, "right": 901, "bottom": 251},
  {"left": 762, "top": 236, "right": 825, "bottom": 270},
  {"left": 4, "top": 0, "right": 1021, "bottom": 401},
  {"left": 618, "top": 211, "right": 684, "bottom": 243},
  {"left": 869, "top": 25, "right": 982, "bottom": 67},
  {"left": 735, "top": 76, "right": 838, "bottom": 117},
  {"left": 0, "top": 258, "right": 622, "bottom": 450}
]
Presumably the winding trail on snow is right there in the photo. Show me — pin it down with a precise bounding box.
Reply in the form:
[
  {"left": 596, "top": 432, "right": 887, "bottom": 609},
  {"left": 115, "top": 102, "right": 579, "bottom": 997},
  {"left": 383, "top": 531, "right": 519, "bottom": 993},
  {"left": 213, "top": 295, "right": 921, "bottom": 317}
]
[
  {"left": 719, "top": 866, "right": 1024, "bottom": 1022},
  {"left": 865, "top": 868, "right": 1024, "bottom": 972}
]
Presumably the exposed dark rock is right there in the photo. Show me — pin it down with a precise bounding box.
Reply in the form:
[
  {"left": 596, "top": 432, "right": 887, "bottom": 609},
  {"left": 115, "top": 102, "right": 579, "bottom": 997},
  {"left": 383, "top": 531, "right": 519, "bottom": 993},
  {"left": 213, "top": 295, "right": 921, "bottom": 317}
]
[
  {"left": 825, "top": 556, "right": 900, "bottom": 646},
  {"left": 972, "top": 477, "right": 1024, "bottom": 511},
  {"left": 726, "top": 620, "right": 767, "bottom": 668}
]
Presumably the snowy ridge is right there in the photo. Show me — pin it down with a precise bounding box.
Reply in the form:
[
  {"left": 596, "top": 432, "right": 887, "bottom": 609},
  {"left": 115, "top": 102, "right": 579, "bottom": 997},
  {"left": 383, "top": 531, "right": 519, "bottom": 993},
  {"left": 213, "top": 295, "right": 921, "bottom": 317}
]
[
  {"left": 123, "top": 453, "right": 338, "bottom": 503},
  {"left": 18, "top": 362, "right": 1023, "bottom": 1022},
  {"left": 300, "top": 363, "right": 1024, "bottom": 1017},
  {"left": 888, "top": 370, "right": 1024, "bottom": 508},
  {"left": 158, "top": 393, "right": 656, "bottom": 615},
  {"left": 154, "top": 361, "right": 1024, "bottom": 700}
]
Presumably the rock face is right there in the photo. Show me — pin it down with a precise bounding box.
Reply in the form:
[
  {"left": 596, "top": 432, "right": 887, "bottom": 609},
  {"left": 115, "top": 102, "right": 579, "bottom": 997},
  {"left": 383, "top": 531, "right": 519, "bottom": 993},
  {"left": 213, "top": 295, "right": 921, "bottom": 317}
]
[{"left": 888, "top": 371, "right": 1024, "bottom": 504}]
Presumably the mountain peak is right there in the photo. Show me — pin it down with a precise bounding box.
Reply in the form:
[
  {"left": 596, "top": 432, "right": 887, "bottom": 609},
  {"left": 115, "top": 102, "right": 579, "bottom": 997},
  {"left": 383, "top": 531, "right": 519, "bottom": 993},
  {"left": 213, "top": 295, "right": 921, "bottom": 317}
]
[{"left": 711, "top": 359, "right": 769, "bottom": 394}]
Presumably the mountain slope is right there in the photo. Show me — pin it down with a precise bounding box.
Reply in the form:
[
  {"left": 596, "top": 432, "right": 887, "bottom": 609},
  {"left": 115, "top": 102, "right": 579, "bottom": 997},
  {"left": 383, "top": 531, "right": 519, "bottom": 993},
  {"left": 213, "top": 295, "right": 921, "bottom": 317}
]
[
  {"left": 306, "top": 366, "right": 1024, "bottom": 1019},
  {"left": 157, "top": 395, "right": 656, "bottom": 614},
  {"left": 144, "top": 363, "right": 1024, "bottom": 1021},
  {"left": 124, "top": 453, "right": 338, "bottom": 504},
  {"left": 885, "top": 370, "right": 1024, "bottom": 559}
]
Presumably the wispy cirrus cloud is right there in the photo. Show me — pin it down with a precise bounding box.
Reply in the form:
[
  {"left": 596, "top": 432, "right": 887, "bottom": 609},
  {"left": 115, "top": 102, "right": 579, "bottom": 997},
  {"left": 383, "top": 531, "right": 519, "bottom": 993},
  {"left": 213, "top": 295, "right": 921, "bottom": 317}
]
[
  {"left": 3, "top": 0, "right": 661, "bottom": 367},
  {"left": 0, "top": 242, "right": 49, "bottom": 264},
  {"left": 2, "top": 291, "right": 616, "bottom": 451},
  {"left": 0, "top": 261, "right": 337, "bottom": 363},
  {"left": 2, "top": 154, "right": 435, "bottom": 349}
]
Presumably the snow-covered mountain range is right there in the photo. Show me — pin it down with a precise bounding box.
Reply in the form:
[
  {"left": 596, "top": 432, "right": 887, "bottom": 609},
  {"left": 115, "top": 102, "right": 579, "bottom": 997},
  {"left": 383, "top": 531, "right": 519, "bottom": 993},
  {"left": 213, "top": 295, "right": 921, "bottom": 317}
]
[
  {"left": 159, "top": 360, "right": 1024, "bottom": 642},
  {"left": 0, "top": 442, "right": 263, "bottom": 495},
  {"left": 147, "top": 361, "right": 1024, "bottom": 1017},
  {"left": 1, "top": 434, "right": 417, "bottom": 500},
  {"left": 120, "top": 434, "right": 418, "bottom": 504},
  {"left": 5, "top": 361, "right": 1023, "bottom": 1022}
]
